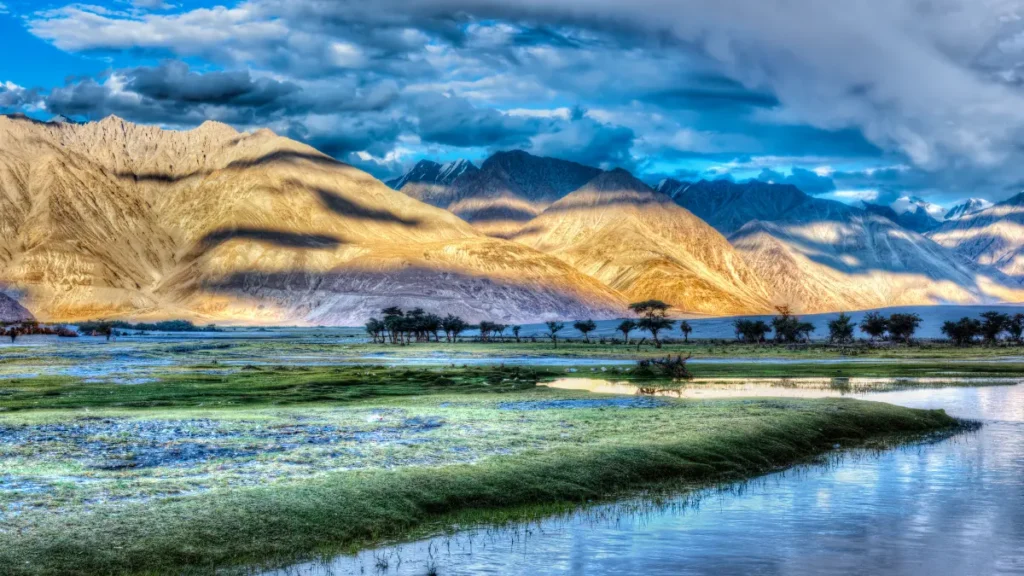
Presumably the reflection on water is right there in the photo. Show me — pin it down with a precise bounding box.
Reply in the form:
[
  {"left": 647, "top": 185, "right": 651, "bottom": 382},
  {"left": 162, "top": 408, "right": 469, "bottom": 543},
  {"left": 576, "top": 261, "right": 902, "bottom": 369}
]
[
  {"left": 542, "top": 376, "right": 1024, "bottom": 398},
  {"left": 263, "top": 382, "right": 1024, "bottom": 576}
]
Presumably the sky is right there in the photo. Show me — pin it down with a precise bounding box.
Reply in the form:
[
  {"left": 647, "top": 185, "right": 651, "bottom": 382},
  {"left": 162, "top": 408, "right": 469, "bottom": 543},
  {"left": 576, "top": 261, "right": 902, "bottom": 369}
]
[{"left": 3, "top": 0, "right": 1024, "bottom": 209}]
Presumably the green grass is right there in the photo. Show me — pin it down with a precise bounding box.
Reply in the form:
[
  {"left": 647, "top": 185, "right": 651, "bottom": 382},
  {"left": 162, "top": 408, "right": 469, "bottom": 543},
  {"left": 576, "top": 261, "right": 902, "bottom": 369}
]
[
  {"left": 308, "top": 339, "right": 1024, "bottom": 360},
  {"left": 0, "top": 381, "right": 960, "bottom": 575},
  {"left": 0, "top": 366, "right": 551, "bottom": 412}
]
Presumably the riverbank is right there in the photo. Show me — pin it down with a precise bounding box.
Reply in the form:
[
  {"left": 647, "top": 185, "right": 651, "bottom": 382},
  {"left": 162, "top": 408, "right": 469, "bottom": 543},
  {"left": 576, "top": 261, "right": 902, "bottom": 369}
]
[{"left": 0, "top": 368, "right": 961, "bottom": 575}]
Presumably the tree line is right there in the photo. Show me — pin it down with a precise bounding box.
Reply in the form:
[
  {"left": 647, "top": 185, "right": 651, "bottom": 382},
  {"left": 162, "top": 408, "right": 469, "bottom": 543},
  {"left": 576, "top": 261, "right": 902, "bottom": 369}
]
[
  {"left": 940, "top": 311, "right": 1024, "bottom": 346},
  {"left": 732, "top": 308, "right": 924, "bottom": 345}
]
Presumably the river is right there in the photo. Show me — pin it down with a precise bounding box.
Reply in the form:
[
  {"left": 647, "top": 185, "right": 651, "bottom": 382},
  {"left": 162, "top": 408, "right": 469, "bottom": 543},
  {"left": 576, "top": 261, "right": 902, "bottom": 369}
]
[{"left": 263, "top": 381, "right": 1024, "bottom": 575}]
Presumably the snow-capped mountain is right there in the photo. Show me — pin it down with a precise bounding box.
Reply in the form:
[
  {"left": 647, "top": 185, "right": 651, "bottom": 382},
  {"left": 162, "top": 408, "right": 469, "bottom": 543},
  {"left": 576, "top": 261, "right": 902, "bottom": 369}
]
[
  {"left": 944, "top": 198, "right": 993, "bottom": 221},
  {"left": 672, "top": 179, "right": 1022, "bottom": 312},
  {"left": 386, "top": 159, "right": 477, "bottom": 190},
  {"left": 929, "top": 193, "right": 1024, "bottom": 280},
  {"left": 891, "top": 196, "right": 946, "bottom": 220}
]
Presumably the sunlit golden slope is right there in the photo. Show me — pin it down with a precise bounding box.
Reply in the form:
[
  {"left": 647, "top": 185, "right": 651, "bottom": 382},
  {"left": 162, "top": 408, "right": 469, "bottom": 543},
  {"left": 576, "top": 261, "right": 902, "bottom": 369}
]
[
  {"left": 512, "top": 170, "right": 774, "bottom": 315},
  {"left": 0, "top": 115, "right": 625, "bottom": 324}
]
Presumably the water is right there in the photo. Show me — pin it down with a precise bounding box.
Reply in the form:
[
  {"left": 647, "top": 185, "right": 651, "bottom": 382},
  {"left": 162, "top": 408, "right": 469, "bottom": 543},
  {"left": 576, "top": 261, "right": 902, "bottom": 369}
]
[{"left": 264, "top": 382, "right": 1024, "bottom": 576}]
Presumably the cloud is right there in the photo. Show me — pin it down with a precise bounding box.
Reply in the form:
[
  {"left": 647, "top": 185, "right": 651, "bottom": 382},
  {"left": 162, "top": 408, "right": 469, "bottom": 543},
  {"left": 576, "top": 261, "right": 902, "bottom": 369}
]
[
  {"left": 19, "top": 0, "right": 1024, "bottom": 201},
  {"left": 0, "top": 82, "right": 39, "bottom": 110},
  {"left": 757, "top": 167, "right": 837, "bottom": 195},
  {"left": 411, "top": 92, "right": 538, "bottom": 148},
  {"left": 528, "top": 107, "right": 636, "bottom": 169}
]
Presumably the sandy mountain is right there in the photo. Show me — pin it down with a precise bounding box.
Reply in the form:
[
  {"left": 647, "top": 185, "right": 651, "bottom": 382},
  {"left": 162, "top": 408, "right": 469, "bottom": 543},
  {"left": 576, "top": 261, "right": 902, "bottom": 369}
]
[
  {"left": 929, "top": 193, "right": 1024, "bottom": 281},
  {"left": 512, "top": 169, "right": 773, "bottom": 315},
  {"left": 397, "top": 150, "right": 601, "bottom": 237},
  {"left": 674, "top": 180, "right": 1024, "bottom": 312},
  {"left": 0, "top": 114, "right": 625, "bottom": 324}
]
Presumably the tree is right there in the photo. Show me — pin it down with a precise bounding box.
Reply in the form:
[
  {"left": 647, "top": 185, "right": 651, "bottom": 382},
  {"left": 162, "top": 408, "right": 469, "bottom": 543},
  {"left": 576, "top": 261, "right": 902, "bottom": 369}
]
[
  {"left": 980, "top": 311, "right": 1010, "bottom": 345},
  {"left": 772, "top": 305, "right": 814, "bottom": 343},
  {"left": 364, "top": 318, "right": 385, "bottom": 343},
  {"left": 617, "top": 319, "right": 637, "bottom": 344},
  {"left": 942, "top": 317, "right": 981, "bottom": 346},
  {"left": 859, "top": 312, "right": 889, "bottom": 342},
  {"left": 887, "top": 313, "right": 922, "bottom": 344},
  {"left": 733, "top": 319, "right": 771, "bottom": 344},
  {"left": 1006, "top": 314, "right": 1024, "bottom": 345},
  {"left": 828, "top": 313, "right": 855, "bottom": 345},
  {"left": 478, "top": 321, "right": 496, "bottom": 342},
  {"left": 442, "top": 314, "right": 467, "bottom": 342},
  {"left": 382, "top": 307, "right": 404, "bottom": 344},
  {"left": 512, "top": 325, "right": 522, "bottom": 343},
  {"left": 493, "top": 323, "right": 507, "bottom": 341},
  {"left": 679, "top": 320, "right": 693, "bottom": 343},
  {"left": 629, "top": 300, "right": 675, "bottom": 348},
  {"left": 573, "top": 319, "right": 597, "bottom": 343},
  {"left": 546, "top": 321, "right": 565, "bottom": 347},
  {"left": 6, "top": 328, "right": 18, "bottom": 343},
  {"left": 423, "top": 313, "right": 443, "bottom": 342}
]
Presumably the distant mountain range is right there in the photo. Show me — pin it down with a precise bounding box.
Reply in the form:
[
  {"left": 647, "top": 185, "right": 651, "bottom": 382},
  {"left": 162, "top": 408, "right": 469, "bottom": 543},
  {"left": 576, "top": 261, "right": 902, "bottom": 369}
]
[
  {"left": 389, "top": 151, "right": 601, "bottom": 237},
  {"left": 0, "top": 114, "right": 1019, "bottom": 325},
  {"left": 929, "top": 192, "right": 1024, "bottom": 281}
]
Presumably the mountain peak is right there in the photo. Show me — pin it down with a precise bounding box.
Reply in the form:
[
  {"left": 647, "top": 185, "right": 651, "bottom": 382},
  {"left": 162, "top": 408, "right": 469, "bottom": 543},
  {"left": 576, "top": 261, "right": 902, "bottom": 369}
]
[{"left": 386, "top": 158, "right": 477, "bottom": 190}]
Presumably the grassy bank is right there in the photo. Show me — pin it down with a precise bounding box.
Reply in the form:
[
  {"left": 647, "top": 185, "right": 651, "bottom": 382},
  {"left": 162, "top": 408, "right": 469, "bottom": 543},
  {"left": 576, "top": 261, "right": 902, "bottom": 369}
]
[
  {"left": 0, "top": 378, "right": 959, "bottom": 575},
  {"left": 1, "top": 361, "right": 1021, "bottom": 413}
]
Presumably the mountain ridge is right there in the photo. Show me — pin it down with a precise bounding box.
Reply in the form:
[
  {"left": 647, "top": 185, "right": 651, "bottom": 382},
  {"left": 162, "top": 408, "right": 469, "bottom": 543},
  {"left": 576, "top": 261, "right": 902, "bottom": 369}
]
[{"left": 0, "top": 115, "right": 626, "bottom": 324}]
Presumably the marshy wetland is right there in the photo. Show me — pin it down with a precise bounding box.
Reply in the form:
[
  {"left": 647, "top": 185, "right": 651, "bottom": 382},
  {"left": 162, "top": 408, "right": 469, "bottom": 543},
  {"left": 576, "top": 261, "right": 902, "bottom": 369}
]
[{"left": 0, "top": 331, "right": 1021, "bottom": 575}]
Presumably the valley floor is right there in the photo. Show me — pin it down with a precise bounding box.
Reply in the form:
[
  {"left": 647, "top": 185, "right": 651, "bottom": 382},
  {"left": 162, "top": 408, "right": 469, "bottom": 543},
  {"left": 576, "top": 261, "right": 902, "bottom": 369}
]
[{"left": 0, "top": 359, "right": 969, "bottom": 575}]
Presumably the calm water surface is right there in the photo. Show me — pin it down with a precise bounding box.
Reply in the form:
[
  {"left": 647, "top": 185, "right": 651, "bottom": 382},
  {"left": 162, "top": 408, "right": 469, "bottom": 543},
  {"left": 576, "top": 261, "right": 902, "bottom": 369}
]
[{"left": 264, "top": 383, "right": 1024, "bottom": 576}]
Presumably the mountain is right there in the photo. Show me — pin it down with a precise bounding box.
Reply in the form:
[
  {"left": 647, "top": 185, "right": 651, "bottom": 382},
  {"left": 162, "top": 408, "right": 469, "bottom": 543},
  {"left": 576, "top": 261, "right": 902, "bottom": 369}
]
[
  {"left": 0, "top": 293, "right": 33, "bottom": 323},
  {"left": 0, "top": 114, "right": 625, "bottom": 324},
  {"left": 655, "top": 178, "right": 690, "bottom": 200},
  {"left": 672, "top": 179, "right": 1022, "bottom": 312},
  {"left": 385, "top": 159, "right": 477, "bottom": 205},
  {"left": 512, "top": 170, "right": 773, "bottom": 315},
  {"left": 396, "top": 150, "right": 602, "bottom": 237},
  {"left": 944, "top": 198, "right": 993, "bottom": 221},
  {"left": 929, "top": 193, "right": 1024, "bottom": 280},
  {"left": 862, "top": 200, "right": 941, "bottom": 233}
]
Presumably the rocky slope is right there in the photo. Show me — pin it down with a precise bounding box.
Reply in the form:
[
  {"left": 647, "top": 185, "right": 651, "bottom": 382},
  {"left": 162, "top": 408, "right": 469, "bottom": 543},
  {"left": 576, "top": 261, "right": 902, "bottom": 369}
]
[
  {"left": 670, "top": 179, "right": 1022, "bottom": 312},
  {"left": 512, "top": 170, "right": 773, "bottom": 315},
  {"left": 0, "top": 293, "right": 34, "bottom": 323},
  {"left": 0, "top": 115, "right": 625, "bottom": 324},
  {"left": 385, "top": 159, "right": 477, "bottom": 207},
  {"left": 929, "top": 193, "right": 1024, "bottom": 281},
  {"left": 396, "top": 150, "right": 601, "bottom": 237},
  {"left": 944, "top": 198, "right": 993, "bottom": 221}
]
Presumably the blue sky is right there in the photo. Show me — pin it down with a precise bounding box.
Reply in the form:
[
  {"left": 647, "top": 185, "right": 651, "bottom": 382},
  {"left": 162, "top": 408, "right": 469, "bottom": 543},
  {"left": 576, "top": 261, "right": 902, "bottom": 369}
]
[{"left": 4, "top": 0, "right": 1024, "bottom": 209}]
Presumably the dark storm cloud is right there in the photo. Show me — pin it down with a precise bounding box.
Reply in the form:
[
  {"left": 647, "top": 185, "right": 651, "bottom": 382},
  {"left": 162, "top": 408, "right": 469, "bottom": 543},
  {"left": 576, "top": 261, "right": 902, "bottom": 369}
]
[
  {"left": 43, "top": 61, "right": 400, "bottom": 126},
  {"left": 125, "top": 61, "right": 300, "bottom": 107},
  {"left": 24, "top": 0, "right": 1024, "bottom": 202},
  {"left": 412, "top": 93, "right": 538, "bottom": 148}
]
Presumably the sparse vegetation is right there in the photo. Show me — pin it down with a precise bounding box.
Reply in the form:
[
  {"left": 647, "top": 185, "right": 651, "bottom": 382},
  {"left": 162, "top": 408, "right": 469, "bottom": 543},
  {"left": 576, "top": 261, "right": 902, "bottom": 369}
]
[
  {"left": 733, "top": 319, "right": 771, "bottom": 344},
  {"left": 828, "top": 313, "right": 855, "bottom": 345},
  {"left": 629, "top": 300, "right": 675, "bottom": 348},
  {"left": 573, "top": 319, "right": 597, "bottom": 343},
  {"left": 771, "top": 305, "right": 815, "bottom": 344},
  {"left": 546, "top": 321, "right": 565, "bottom": 347}
]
